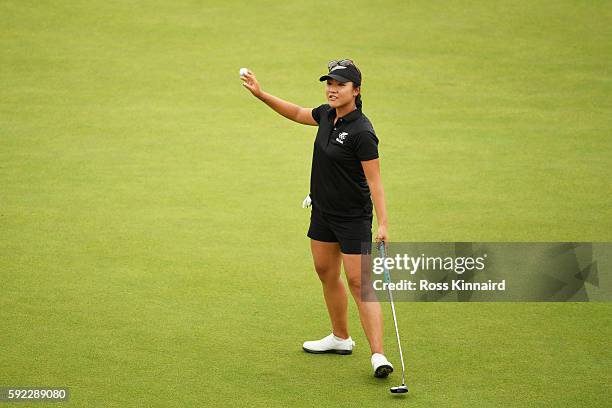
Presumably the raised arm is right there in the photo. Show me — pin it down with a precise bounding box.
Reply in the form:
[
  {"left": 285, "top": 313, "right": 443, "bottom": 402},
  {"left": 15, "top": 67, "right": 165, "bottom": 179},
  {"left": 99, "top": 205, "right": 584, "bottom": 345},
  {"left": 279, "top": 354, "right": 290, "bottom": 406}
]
[
  {"left": 361, "top": 159, "right": 389, "bottom": 244},
  {"left": 241, "top": 69, "right": 317, "bottom": 126}
]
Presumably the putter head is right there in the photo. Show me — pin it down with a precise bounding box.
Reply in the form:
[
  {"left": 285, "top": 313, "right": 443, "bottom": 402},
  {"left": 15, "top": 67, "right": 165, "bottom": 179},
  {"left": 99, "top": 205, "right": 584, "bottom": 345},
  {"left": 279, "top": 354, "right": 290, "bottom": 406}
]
[{"left": 390, "top": 385, "right": 408, "bottom": 394}]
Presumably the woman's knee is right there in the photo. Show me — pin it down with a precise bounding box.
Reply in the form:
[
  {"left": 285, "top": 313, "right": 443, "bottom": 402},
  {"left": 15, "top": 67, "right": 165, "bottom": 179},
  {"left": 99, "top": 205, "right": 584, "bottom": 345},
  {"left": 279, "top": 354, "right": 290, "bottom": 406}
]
[
  {"left": 311, "top": 240, "right": 341, "bottom": 282},
  {"left": 342, "top": 254, "right": 363, "bottom": 293},
  {"left": 346, "top": 276, "right": 361, "bottom": 294},
  {"left": 314, "top": 263, "right": 340, "bottom": 283}
]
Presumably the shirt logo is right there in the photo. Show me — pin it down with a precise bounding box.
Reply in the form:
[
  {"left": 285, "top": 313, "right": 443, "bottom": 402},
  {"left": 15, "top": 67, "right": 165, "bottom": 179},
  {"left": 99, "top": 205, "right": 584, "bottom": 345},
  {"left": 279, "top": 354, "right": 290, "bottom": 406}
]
[{"left": 335, "top": 132, "right": 348, "bottom": 144}]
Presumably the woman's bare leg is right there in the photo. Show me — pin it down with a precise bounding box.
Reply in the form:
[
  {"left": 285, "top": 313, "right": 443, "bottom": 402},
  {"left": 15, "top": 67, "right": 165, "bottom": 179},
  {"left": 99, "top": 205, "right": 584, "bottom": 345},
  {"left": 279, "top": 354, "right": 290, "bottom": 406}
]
[
  {"left": 310, "top": 240, "right": 349, "bottom": 339},
  {"left": 342, "top": 253, "right": 384, "bottom": 354}
]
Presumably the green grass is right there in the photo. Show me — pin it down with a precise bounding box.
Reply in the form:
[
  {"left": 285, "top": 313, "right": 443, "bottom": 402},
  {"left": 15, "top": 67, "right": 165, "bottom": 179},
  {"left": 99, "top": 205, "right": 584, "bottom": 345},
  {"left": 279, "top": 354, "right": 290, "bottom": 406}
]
[{"left": 1, "top": 0, "right": 611, "bottom": 406}]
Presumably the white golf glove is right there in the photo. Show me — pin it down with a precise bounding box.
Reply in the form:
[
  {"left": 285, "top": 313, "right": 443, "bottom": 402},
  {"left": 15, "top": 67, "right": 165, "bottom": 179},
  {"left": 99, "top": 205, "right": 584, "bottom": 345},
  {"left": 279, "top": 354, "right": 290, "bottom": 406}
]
[{"left": 302, "top": 194, "right": 312, "bottom": 208}]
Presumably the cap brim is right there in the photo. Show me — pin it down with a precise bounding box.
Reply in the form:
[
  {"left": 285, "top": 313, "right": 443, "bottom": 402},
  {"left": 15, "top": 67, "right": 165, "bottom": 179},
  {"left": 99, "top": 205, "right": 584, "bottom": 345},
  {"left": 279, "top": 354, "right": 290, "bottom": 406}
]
[{"left": 319, "top": 73, "right": 351, "bottom": 83}]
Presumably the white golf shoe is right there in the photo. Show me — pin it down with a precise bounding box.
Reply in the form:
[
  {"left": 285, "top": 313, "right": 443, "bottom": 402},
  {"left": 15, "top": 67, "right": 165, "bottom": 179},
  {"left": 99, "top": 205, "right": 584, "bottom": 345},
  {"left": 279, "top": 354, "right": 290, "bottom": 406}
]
[
  {"left": 302, "top": 333, "right": 355, "bottom": 355},
  {"left": 371, "top": 353, "right": 394, "bottom": 378}
]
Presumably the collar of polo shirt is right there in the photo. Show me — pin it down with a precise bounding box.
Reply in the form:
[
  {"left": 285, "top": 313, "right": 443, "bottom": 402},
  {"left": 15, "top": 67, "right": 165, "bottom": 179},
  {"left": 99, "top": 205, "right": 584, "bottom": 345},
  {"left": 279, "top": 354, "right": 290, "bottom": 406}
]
[{"left": 327, "top": 107, "right": 362, "bottom": 123}]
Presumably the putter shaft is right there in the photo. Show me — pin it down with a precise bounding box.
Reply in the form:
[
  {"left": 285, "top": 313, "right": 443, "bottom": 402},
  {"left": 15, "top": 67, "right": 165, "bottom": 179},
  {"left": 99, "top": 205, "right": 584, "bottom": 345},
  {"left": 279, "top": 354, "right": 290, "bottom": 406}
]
[{"left": 380, "top": 243, "right": 407, "bottom": 388}]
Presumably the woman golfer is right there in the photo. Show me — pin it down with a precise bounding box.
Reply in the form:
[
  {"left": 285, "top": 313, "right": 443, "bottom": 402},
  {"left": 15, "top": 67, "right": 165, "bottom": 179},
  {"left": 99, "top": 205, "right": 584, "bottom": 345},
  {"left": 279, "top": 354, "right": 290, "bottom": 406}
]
[{"left": 241, "top": 60, "right": 393, "bottom": 378}]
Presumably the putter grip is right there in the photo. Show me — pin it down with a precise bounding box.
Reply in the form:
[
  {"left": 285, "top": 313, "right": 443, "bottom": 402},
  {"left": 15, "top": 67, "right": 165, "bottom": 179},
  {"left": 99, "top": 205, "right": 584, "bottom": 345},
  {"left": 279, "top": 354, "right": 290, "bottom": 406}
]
[{"left": 379, "top": 242, "right": 392, "bottom": 283}]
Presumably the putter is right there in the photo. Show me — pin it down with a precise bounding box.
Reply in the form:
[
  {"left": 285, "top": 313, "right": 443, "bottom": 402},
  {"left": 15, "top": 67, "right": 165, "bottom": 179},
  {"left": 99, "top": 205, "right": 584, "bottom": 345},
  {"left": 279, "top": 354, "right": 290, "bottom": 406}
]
[{"left": 379, "top": 242, "right": 409, "bottom": 394}]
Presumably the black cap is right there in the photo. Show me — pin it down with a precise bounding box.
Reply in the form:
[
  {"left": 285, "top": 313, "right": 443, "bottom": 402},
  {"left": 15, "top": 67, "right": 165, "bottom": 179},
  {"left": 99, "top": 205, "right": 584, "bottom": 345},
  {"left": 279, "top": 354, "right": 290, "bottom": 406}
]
[{"left": 319, "top": 64, "right": 361, "bottom": 86}]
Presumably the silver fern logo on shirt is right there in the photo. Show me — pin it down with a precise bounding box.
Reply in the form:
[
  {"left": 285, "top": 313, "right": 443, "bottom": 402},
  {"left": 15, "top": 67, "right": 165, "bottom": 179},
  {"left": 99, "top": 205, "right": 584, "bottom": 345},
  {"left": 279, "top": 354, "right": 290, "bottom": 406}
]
[{"left": 336, "top": 132, "right": 348, "bottom": 144}]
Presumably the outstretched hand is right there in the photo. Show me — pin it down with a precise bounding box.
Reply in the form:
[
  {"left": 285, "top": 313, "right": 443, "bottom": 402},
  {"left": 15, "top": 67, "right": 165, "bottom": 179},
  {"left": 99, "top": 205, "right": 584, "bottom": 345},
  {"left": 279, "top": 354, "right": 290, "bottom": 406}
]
[{"left": 240, "top": 69, "right": 262, "bottom": 98}]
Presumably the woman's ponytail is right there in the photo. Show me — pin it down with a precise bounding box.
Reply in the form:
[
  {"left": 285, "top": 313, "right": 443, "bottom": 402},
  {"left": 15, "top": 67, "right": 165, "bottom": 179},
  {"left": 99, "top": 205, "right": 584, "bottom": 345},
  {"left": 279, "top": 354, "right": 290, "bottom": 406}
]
[{"left": 356, "top": 93, "right": 363, "bottom": 110}]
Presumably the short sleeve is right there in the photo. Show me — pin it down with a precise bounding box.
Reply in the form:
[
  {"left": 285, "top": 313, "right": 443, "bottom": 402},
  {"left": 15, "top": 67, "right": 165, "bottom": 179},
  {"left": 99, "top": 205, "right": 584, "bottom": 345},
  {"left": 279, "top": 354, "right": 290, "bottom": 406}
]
[
  {"left": 311, "top": 104, "right": 330, "bottom": 124},
  {"left": 354, "top": 131, "right": 379, "bottom": 161}
]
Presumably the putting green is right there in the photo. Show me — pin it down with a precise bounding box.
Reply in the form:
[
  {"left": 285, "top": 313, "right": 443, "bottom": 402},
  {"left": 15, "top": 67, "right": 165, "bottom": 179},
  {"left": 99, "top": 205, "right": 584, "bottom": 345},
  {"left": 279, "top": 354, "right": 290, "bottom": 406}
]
[{"left": 1, "top": 1, "right": 610, "bottom": 406}]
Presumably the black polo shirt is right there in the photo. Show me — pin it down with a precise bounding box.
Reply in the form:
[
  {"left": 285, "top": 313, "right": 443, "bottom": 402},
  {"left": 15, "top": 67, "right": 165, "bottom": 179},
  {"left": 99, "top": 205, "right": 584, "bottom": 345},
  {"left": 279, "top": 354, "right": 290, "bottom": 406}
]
[{"left": 310, "top": 104, "right": 379, "bottom": 218}]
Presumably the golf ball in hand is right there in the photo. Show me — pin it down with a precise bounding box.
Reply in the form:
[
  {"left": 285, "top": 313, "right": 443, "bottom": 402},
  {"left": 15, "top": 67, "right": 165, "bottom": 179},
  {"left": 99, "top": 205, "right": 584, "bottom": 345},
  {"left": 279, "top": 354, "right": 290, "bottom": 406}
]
[{"left": 239, "top": 68, "right": 249, "bottom": 77}]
